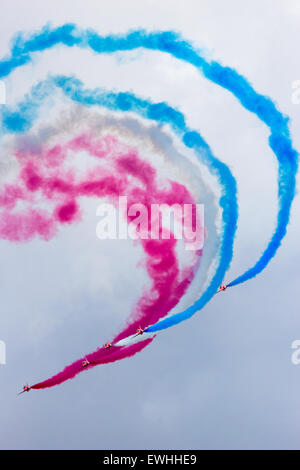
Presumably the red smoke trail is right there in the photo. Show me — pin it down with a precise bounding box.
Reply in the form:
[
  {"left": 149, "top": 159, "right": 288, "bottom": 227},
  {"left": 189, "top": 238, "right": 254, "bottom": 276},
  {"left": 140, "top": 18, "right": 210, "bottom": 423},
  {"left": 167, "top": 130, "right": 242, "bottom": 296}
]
[{"left": 0, "top": 132, "right": 203, "bottom": 389}]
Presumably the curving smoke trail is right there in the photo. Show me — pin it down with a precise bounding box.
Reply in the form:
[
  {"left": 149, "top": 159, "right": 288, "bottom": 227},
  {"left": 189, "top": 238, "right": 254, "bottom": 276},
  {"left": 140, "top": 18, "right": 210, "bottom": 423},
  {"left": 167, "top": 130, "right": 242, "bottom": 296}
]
[
  {"left": 227, "top": 134, "right": 298, "bottom": 287},
  {"left": 1, "top": 25, "right": 297, "bottom": 311},
  {"left": 1, "top": 73, "right": 238, "bottom": 336},
  {"left": 2, "top": 130, "right": 202, "bottom": 388},
  {"left": 0, "top": 25, "right": 297, "bottom": 387}
]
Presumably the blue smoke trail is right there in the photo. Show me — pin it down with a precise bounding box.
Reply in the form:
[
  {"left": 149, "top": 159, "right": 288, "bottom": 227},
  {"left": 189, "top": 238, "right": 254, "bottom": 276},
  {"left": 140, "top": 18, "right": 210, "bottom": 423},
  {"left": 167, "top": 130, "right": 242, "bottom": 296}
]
[
  {"left": 227, "top": 134, "right": 298, "bottom": 287},
  {"left": 0, "top": 74, "right": 237, "bottom": 331},
  {"left": 0, "top": 25, "right": 298, "bottom": 331}
]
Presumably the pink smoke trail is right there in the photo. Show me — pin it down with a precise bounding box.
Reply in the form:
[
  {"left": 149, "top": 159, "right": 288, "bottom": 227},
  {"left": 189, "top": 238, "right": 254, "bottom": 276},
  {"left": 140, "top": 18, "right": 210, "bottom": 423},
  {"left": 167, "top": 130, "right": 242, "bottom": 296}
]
[{"left": 1, "top": 132, "right": 203, "bottom": 389}]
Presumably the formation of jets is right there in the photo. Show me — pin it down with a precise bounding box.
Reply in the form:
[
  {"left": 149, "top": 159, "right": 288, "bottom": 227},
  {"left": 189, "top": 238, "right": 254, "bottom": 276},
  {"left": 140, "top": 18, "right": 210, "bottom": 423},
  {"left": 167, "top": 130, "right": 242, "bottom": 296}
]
[{"left": 18, "top": 287, "right": 229, "bottom": 395}]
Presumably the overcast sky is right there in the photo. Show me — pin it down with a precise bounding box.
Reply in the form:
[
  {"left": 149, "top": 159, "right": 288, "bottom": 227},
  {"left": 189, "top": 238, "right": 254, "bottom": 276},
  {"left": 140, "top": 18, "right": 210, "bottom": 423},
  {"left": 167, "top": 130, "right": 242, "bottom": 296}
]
[{"left": 0, "top": 0, "right": 300, "bottom": 450}]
